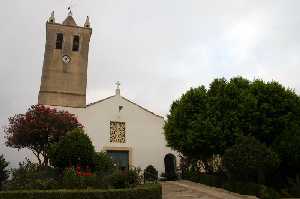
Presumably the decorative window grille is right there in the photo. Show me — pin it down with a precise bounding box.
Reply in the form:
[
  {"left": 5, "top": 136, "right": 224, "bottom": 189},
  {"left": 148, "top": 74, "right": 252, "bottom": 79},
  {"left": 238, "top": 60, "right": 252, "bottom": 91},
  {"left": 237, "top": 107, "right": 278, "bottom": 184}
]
[{"left": 110, "top": 121, "right": 126, "bottom": 143}]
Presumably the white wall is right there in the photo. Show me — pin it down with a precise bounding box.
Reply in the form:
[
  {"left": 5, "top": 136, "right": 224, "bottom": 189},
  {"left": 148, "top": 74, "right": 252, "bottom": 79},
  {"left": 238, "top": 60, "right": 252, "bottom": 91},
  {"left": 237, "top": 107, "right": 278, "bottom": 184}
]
[{"left": 60, "top": 94, "right": 176, "bottom": 174}]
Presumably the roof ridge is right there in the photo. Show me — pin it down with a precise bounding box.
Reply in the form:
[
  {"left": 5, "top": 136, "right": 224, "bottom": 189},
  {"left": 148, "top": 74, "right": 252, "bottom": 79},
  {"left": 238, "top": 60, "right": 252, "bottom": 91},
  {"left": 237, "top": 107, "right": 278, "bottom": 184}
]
[
  {"left": 86, "top": 95, "right": 164, "bottom": 119},
  {"left": 121, "top": 96, "right": 164, "bottom": 119}
]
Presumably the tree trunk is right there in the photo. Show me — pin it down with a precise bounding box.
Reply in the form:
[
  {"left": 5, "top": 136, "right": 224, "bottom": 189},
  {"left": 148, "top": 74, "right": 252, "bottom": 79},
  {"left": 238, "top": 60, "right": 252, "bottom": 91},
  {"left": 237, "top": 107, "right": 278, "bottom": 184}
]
[{"left": 32, "top": 151, "right": 42, "bottom": 166}]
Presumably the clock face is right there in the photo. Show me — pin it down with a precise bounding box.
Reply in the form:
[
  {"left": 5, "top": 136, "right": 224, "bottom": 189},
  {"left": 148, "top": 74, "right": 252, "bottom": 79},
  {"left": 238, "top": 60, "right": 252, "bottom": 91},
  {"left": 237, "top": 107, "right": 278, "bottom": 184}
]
[{"left": 62, "top": 55, "right": 71, "bottom": 64}]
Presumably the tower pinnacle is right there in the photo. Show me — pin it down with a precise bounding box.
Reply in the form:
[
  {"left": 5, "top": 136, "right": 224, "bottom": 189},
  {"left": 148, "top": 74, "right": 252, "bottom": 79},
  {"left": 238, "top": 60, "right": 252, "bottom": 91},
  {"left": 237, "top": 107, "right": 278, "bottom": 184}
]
[
  {"left": 84, "top": 16, "right": 91, "bottom": 28},
  {"left": 48, "top": 11, "right": 55, "bottom": 23}
]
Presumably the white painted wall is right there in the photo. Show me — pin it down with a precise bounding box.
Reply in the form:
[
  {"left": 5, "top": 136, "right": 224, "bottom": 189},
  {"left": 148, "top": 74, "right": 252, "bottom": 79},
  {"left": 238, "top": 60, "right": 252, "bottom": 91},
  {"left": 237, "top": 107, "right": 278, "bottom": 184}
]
[{"left": 59, "top": 93, "right": 176, "bottom": 174}]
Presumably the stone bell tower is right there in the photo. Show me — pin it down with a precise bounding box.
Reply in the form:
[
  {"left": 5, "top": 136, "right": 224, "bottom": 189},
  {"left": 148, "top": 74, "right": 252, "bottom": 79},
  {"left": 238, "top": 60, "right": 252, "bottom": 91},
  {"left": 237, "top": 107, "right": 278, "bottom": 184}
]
[{"left": 38, "top": 11, "right": 92, "bottom": 108}]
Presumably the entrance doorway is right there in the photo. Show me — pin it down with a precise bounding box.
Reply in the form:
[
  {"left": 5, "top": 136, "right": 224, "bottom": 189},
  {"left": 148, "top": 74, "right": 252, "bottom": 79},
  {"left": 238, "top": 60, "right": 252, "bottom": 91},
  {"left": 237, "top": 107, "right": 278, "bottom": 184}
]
[
  {"left": 107, "top": 150, "right": 129, "bottom": 171},
  {"left": 164, "top": 153, "right": 177, "bottom": 180}
]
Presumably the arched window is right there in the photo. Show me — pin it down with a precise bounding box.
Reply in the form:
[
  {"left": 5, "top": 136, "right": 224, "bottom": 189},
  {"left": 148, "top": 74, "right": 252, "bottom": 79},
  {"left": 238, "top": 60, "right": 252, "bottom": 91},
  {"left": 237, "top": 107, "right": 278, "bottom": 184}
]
[
  {"left": 55, "top": 33, "right": 63, "bottom": 49},
  {"left": 72, "top": 35, "right": 80, "bottom": 51}
]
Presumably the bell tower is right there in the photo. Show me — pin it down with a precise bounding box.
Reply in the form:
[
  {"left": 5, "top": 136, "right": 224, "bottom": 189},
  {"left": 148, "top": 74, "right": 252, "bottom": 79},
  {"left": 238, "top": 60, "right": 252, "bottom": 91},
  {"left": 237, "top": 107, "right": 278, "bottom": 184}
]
[{"left": 38, "top": 11, "right": 92, "bottom": 108}]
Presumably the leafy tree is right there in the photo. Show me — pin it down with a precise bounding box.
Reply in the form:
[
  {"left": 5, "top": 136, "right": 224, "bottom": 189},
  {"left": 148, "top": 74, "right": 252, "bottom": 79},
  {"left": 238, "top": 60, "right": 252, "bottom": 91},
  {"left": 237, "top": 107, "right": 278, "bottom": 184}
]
[
  {"left": 245, "top": 80, "right": 300, "bottom": 145},
  {"left": 164, "top": 86, "right": 208, "bottom": 159},
  {"left": 273, "top": 126, "right": 300, "bottom": 180},
  {"left": 48, "top": 128, "right": 95, "bottom": 169},
  {"left": 0, "top": 155, "right": 9, "bottom": 190},
  {"left": 4, "top": 105, "right": 82, "bottom": 166},
  {"left": 223, "top": 136, "right": 279, "bottom": 183},
  {"left": 164, "top": 77, "right": 300, "bottom": 177}
]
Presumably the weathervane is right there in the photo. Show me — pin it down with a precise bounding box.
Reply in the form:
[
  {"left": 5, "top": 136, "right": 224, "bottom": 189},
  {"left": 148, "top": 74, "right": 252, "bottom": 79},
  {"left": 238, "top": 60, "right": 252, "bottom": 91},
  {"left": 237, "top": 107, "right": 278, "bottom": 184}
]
[
  {"left": 67, "top": 5, "right": 72, "bottom": 16},
  {"left": 67, "top": 0, "right": 76, "bottom": 16}
]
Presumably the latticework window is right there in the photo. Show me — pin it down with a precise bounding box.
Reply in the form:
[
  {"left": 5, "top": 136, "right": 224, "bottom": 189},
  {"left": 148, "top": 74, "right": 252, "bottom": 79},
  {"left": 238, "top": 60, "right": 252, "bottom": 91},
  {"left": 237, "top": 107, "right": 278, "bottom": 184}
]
[{"left": 110, "top": 121, "right": 126, "bottom": 143}]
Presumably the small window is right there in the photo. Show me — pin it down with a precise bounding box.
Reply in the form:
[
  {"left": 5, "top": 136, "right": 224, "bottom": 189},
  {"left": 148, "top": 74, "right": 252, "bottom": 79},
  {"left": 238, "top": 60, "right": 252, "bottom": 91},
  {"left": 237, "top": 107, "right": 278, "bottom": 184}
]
[
  {"left": 55, "top": 33, "right": 63, "bottom": 49},
  {"left": 72, "top": 35, "right": 80, "bottom": 51}
]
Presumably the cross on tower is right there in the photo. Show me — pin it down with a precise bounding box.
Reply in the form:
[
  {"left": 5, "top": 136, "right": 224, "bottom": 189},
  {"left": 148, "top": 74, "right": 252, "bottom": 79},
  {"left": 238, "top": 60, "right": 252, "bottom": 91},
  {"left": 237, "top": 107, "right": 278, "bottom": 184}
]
[
  {"left": 116, "top": 81, "right": 121, "bottom": 89},
  {"left": 115, "top": 81, "right": 121, "bottom": 95}
]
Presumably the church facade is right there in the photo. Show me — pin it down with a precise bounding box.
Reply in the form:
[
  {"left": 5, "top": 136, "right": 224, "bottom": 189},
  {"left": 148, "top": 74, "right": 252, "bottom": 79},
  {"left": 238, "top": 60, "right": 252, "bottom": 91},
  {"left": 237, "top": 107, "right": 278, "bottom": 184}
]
[{"left": 38, "top": 11, "right": 176, "bottom": 174}]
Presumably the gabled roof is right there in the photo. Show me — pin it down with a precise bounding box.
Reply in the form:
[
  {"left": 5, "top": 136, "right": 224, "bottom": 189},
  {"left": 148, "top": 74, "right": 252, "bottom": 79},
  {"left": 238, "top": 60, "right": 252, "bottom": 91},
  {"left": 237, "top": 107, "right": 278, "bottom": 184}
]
[
  {"left": 63, "top": 16, "right": 77, "bottom": 26},
  {"left": 86, "top": 95, "right": 164, "bottom": 119},
  {"left": 86, "top": 95, "right": 115, "bottom": 107}
]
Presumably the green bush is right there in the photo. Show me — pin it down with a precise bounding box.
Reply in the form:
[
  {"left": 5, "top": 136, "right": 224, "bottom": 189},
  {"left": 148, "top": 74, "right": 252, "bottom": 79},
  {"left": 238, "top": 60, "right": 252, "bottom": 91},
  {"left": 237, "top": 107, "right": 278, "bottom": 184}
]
[
  {"left": 109, "top": 170, "right": 129, "bottom": 189},
  {"left": 187, "top": 172, "right": 280, "bottom": 199},
  {"left": 144, "top": 165, "right": 158, "bottom": 182},
  {"left": 62, "top": 167, "right": 98, "bottom": 189},
  {"left": 93, "top": 152, "right": 115, "bottom": 175},
  {"left": 224, "top": 181, "right": 261, "bottom": 196},
  {"left": 48, "top": 128, "right": 96, "bottom": 169},
  {"left": 259, "top": 185, "right": 281, "bottom": 199},
  {"left": 224, "top": 181, "right": 280, "bottom": 199},
  {"left": 127, "top": 167, "right": 142, "bottom": 187},
  {"left": 223, "top": 136, "right": 280, "bottom": 183},
  {"left": 193, "top": 174, "right": 226, "bottom": 188},
  {"left": 5, "top": 160, "right": 59, "bottom": 190},
  {"left": 286, "top": 175, "right": 300, "bottom": 197},
  {"left": 0, "top": 184, "right": 162, "bottom": 199},
  {"left": 106, "top": 168, "right": 142, "bottom": 189},
  {"left": 0, "top": 155, "right": 9, "bottom": 190}
]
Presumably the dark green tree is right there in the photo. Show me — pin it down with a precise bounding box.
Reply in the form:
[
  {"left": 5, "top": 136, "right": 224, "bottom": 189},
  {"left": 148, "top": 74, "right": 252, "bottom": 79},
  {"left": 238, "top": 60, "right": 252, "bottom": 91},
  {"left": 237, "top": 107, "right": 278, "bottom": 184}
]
[
  {"left": 273, "top": 126, "right": 300, "bottom": 179},
  {"left": 223, "top": 136, "right": 279, "bottom": 183},
  {"left": 164, "top": 86, "right": 208, "bottom": 159},
  {"left": 0, "top": 155, "right": 9, "bottom": 190},
  {"left": 164, "top": 77, "right": 300, "bottom": 177},
  {"left": 245, "top": 80, "right": 300, "bottom": 145},
  {"left": 48, "top": 128, "right": 95, "bottom": 169}
]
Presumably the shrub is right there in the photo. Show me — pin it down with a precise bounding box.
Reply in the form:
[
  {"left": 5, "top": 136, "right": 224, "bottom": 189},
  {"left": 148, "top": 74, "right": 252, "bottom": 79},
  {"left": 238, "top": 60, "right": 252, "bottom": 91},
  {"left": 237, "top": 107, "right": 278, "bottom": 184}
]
[
  {"left": 5, "top": 159, "right": 59, "bottom": 190},
  {"left": 223, "top": 136, "right": 280, "bottom": 183},
  {"left": 93, "top": 152, "right": 115, "bottom": 175},
  {"left": 286, "top": 175, "right": 300, "bottom": 197},
  {"left": 193, "top": 174, "right": 226, "bottom": 188},
  {"left": 186, "top": 171, "right": 280, "bottom": 199},
  {"left": 144, "top": 165, "right": 158, "bottom": 182},
  {"left": 0, "top": 155, "right": 9, "bottom": 190},
  {"left": 0, "top": 184, "right": 162, "bottom": 199},
  {"left": 259, "top": 185, "right": 281, "bottom": 199},
  {"left": 224, "top": 181, "right": 280, "bottom": 199},
  {"left": 62, "top": 167, "right": 97, "bottom": 189},
  {"left": 128, "top": 167, "right": 142, "bottom": 187},
  {"left": 107, "top": 168, "right": 142, "bottom": 189},
  {"left": 110, "top": 170, "right": 129, "bottom": 189},
  {"left": 48, "top": 128, "right": 95, "bottom": 169}
]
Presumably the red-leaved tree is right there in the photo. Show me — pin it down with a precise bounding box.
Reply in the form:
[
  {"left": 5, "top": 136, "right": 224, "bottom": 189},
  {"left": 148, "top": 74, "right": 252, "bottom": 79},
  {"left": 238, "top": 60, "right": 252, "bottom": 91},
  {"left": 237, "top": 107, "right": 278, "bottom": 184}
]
[{"left": 4, "top": 105, "right": 83, "bottom": 166}]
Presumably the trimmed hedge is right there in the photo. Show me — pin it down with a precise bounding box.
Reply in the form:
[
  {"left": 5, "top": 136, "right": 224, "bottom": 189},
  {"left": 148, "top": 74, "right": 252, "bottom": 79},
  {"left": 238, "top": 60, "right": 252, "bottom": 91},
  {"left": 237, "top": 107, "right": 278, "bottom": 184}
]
[
  {"left": 186, "top": 174, "right": 280, "bottom": 199},
  {"left": 0, "top": 184, "right": 161, "bottom": 199}
]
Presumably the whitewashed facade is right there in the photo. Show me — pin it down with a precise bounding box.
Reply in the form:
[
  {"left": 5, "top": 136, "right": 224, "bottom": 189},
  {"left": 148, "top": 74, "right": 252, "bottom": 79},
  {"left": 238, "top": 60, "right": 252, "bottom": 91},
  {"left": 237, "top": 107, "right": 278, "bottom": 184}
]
[{"left": 59, "top": 87, "right": 175, "bottom": 173}]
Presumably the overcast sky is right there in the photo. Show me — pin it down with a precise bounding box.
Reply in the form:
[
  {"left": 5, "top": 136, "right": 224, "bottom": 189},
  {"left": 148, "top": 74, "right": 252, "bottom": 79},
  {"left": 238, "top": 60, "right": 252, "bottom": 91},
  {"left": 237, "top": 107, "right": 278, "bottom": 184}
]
[{"left": 1, "top": 0, "right": 300, "bottom": 167}]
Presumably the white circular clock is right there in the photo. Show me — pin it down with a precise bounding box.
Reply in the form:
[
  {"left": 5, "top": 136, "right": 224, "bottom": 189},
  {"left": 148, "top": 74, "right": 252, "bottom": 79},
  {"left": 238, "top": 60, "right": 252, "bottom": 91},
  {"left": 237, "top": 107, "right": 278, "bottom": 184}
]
[{"left": 62, "top": 55, "right": 71, "bottom": 64}]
